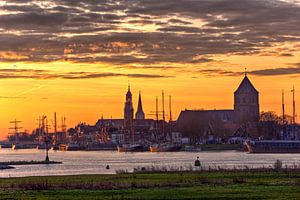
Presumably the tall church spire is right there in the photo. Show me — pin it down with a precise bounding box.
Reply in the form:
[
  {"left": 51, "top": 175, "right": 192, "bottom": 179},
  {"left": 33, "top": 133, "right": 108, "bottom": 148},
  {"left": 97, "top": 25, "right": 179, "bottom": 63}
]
[
  {"left": 124, "top": 85, "right": 134, "bottom": 134},
  {"left": 135, "top": 91, "right": 145, "bottom": 120}
]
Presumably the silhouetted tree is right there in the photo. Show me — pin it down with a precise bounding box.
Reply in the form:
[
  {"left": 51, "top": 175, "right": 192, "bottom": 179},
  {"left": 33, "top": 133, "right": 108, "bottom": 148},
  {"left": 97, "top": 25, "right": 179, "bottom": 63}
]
[{"left": 258, "top": 111, "right": 283, "bottom": 139}]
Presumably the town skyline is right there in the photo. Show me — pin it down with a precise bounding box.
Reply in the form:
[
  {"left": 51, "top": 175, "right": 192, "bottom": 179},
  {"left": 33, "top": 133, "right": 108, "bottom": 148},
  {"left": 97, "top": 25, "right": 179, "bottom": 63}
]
[{"left": 0, "top": 72, "right": 298, "bottom": 139}]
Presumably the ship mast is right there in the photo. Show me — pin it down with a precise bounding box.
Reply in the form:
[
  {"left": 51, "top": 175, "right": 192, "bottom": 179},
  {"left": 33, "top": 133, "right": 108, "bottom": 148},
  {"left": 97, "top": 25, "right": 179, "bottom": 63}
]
[
  {"left": 169, "top": 95, "right": 172, "bottom": 135},
  {"left": 53, "top": 112, "right": 57, "bottom": 145},
  {"left": 162, "top": 90, "right": 165, "bottom": 138},
  {"left": 156, "top": 96, "right": 159, "bottom": 133},
  {"left": 9, "top": 119, "right": 22, "bottom": 144},
  {"left": 282, "top": 89, "right": 285, "bottom": 124},
  {"left": 291, "top": 86, "right": 296, "bottom": 138}
]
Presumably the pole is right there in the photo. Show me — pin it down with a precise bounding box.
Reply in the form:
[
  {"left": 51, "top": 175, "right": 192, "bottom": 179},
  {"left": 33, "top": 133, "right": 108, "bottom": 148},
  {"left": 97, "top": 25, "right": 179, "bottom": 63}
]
[
  {"left": 282, "top": 89, "right": 285, "bottom": 124},
  {"left": 156, "top": 96, "right": 159, "bottom": 132},
  {"left": 54, "top": 112, "right": 57, "bottom": 144},
  {"left": 292, "top": 86, "right": 296, "bottom": 138},
  {"left": 169, "top": 95, "right": 172, "bottom": 135},
  {"left": 162, "top": 90, "right": 165, "bottom": 137}
]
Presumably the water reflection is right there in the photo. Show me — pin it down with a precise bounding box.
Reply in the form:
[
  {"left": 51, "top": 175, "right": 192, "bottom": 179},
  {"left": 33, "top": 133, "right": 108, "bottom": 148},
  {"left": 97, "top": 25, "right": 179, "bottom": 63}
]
[{"left": 0, "top": 149, "right": 300, "bottom": 177}]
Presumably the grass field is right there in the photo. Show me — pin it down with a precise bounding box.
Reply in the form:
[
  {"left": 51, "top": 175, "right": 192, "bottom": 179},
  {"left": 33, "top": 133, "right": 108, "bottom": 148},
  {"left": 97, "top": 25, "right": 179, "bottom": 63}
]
[{"left": 0, "top": 171, "right": 300, "bottom": 199}]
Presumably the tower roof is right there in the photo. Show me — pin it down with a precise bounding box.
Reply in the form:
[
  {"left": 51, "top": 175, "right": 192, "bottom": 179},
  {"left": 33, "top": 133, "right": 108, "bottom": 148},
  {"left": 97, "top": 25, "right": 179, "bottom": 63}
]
[
  {"left": 126, "top": 84, "right": 132, "bottom": 98},
  {"left": 135, "top": 91, "right": 145, "bottom": 117},
  {"left": 235, "top": 74, "right": 258, "bottom": 94}
]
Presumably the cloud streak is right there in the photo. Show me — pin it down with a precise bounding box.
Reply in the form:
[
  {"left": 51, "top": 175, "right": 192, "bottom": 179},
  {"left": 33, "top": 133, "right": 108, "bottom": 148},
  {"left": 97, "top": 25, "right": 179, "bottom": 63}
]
[{"left": 0, "top": 69, "right": 173, "bottom": 79}]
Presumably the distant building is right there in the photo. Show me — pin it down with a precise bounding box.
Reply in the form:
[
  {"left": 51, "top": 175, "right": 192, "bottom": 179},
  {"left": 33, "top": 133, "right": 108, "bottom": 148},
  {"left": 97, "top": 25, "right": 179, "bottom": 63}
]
[{"left": 177, "top": 74, "right": 260, "bottom": 140}]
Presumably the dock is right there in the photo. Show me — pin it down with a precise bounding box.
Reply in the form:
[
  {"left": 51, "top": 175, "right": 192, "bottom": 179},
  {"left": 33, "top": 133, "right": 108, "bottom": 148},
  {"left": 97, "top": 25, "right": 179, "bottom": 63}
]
[{"left": 0, "top": 160, "right": 62, "bottom": 165}]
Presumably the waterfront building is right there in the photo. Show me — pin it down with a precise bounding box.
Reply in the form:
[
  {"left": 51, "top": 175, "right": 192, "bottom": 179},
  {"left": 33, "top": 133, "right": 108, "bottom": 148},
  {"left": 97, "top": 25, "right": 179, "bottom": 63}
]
[{"left": 177, "top": 74, "right": 260, "bottom": 141}]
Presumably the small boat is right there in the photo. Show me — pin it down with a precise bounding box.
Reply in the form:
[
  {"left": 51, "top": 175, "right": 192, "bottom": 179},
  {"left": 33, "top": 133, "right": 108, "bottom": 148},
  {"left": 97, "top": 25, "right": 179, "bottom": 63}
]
[
  {"left": 58, "top": 144, "right": 68, "bottom": 151},
  {"left": 245, "top": 140, "right": 300, "bottom": 153},
  {"left": 150, "top": 143, "right": 181, "bottom": 152},
  {"left": 11, "top": 143, "right": 38, "bottom": 150},
  {"left": 117, "top": 144, "right": 144, "bottom": 152},
  {"left": 149, "top": 144, "right": 159, "bottom": 152},
  {"left": 183, "top": 145, "right": 202, "bottom": 152},
  {"left": 66, "top": 143, "right": 84, "bottom": 151},
  {"left": 51, "top": 145, "right": 59, "bottom": 151}
]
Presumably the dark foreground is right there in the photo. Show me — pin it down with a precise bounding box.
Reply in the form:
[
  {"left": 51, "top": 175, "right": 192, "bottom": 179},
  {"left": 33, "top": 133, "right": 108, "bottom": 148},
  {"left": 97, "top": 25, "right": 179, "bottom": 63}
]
[{"left": 0, "top": 171, "right": 300, "bottom": 199}]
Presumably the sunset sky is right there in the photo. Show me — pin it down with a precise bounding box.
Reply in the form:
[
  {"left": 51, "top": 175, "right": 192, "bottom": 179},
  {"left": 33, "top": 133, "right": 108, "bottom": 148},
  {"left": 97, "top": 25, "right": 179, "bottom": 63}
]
[{"left": 0, "top": 0, "right": 299, "bottom": 139}]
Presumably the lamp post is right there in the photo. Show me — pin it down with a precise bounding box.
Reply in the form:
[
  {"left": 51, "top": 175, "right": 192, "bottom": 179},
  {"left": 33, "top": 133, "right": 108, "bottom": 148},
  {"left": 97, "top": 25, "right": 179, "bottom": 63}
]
[{"left": 44, "top": 135, "right": 50, "bottom": 163}]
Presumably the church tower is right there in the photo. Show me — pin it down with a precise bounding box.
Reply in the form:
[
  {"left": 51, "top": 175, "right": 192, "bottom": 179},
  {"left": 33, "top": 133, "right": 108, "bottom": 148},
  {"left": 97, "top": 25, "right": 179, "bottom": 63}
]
[
  {"left": 234, "top": 73, "right": 259, "bottom": 123},
  {"left": 124, "top": 85, "right": 134, "bottom": 131},
  {"left": 135, "top": 91, "right": 145, "bottom": 120}
]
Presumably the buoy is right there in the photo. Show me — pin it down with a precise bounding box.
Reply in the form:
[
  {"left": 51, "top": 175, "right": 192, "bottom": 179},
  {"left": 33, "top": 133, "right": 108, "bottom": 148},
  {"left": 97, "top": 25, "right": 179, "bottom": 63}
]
[{"left": 194, "top": 156, "right": 201, "bottom": 167}]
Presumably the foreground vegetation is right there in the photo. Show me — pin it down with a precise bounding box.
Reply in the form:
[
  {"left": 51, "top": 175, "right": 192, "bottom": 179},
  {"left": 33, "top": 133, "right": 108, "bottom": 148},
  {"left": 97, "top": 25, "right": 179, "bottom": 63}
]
[{"left": 1, "top": 170, "right": 300, "bottom": 199}]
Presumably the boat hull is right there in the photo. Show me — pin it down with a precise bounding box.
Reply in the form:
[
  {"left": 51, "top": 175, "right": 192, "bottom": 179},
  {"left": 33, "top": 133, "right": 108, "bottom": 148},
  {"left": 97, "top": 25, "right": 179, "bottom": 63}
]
[
  {"left": 245, "top": 140, "right": 300, "bottom": 153},
  {"left": 150, "top": 144, "right": 181, "bottom": 152},
  {"left": 117, "top": 144, "right": 144, "bottom": 152}
]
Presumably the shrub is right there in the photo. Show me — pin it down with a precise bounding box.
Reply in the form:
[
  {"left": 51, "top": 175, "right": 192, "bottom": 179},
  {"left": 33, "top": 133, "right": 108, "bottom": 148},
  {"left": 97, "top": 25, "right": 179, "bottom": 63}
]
[{"left": 274, "top": 160, "right": 283, "bottom": 171}]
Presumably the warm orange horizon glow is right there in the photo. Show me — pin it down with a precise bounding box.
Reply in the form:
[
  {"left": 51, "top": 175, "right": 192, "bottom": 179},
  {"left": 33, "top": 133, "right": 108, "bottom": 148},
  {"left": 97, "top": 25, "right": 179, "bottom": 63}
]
[{"left": 0, "top": 60, "right": 299, "bottom": 140}]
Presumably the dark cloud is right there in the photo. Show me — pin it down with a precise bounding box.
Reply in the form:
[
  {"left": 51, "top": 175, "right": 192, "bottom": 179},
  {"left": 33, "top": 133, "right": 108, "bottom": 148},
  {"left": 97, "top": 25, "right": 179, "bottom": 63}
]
[
  {"left": 116, "top": 65, "right": 179, "bottom": 70},
  {"left": 168, "top": 18, "right": 192, "bottom": 25},
  {"left": 198, "top": 69, "right": 242, "bottom": 77},
  {"left": 0, "top": 0, "right": 299, "bottom": 68},
  {"left": 198, "top": 66, "right": 300, "bottom": 77},
  {"left": 250, "top": 67, "right": 300, "bottom": 76}
]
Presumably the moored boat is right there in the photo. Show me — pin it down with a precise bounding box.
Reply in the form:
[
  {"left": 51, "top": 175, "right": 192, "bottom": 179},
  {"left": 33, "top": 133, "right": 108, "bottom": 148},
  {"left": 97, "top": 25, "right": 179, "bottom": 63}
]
[
  {"left": 58, "top": 144, "right": 68, "bottom": 151},
  {"left": 11, "top": 143, "right": 38, "bottom": 150},
  {"left": 183, "top": 145, "right": 202, "bottom": 152},
  {"left": 117, "top": 144, "right": 144, "bottom": 152},
  {"left": 150, "top": 143, "right": 181, "bottom": 152},
  {"left": 245, "top": 140, "right": 300, "bottom": 153}
]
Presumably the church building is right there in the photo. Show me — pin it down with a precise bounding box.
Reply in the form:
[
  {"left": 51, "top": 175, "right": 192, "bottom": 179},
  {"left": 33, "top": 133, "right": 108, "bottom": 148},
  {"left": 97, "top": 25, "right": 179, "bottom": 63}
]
[{"left": 177, "top": 73, "right": 260, "bottom": 138}]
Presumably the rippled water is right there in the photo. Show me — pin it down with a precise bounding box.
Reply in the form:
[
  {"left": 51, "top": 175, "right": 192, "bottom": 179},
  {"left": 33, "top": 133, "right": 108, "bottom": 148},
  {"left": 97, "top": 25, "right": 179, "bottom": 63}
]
[{"left": 0, "top": 149, "right": 300, "bottom": 177}]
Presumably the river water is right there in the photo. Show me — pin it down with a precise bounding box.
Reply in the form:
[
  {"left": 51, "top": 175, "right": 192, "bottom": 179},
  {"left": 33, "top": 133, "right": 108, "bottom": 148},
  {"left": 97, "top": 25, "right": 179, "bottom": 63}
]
[{"left": 0, "top": 149, "right": 300, "bottom": 177}]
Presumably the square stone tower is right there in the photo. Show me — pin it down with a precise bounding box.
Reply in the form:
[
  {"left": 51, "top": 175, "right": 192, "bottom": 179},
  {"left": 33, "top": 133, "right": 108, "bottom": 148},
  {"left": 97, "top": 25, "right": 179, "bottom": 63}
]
[{"left": 234, "top": 74, "right": 259, "bottom": 123}]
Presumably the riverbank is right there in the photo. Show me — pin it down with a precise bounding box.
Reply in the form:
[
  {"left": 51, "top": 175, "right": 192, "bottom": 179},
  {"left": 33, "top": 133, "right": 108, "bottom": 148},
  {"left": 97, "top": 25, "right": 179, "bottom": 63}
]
[
  {"left": 0, "top": 165, "right": 14, "bottom": 170},
  {"left": 0, "top": 171, "right": 299, "bottom": 199},
  {"left": 0, "top": 160, "right": 62, "bottom": 165}
]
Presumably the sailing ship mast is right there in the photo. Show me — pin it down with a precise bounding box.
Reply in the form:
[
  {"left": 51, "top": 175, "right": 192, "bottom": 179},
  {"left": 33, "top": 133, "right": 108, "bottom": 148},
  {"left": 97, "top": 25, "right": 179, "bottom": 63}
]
[
  {"left": 282, "top": 89, "right": 285, "bottom": 124},
  {"left": 9, "top": 119, "right": 22, "bottom": 144},
  {"left": 291, "top": 86, "right": 296, "bottom": 138},
  {"left": 162, "top": 90, "right": 165, "bottom": 137},
  {"left": 156, "top": 96, "right": 159, "bottom": 133},
  {"left": 169, "top": 95, "right": 172, "bottom": 135}
]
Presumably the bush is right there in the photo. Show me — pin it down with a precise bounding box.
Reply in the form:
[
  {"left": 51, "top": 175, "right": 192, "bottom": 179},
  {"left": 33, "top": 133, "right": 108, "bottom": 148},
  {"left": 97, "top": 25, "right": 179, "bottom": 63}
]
[{"left": 274, "top": 160, "right": 283, "bottom": 171}]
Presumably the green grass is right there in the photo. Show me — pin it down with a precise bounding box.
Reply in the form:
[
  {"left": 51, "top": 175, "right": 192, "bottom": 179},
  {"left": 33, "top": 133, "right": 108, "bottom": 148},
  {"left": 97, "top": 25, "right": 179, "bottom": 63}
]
[{"left": 0, "top": 171, "right": 300, "bottom": 199}]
